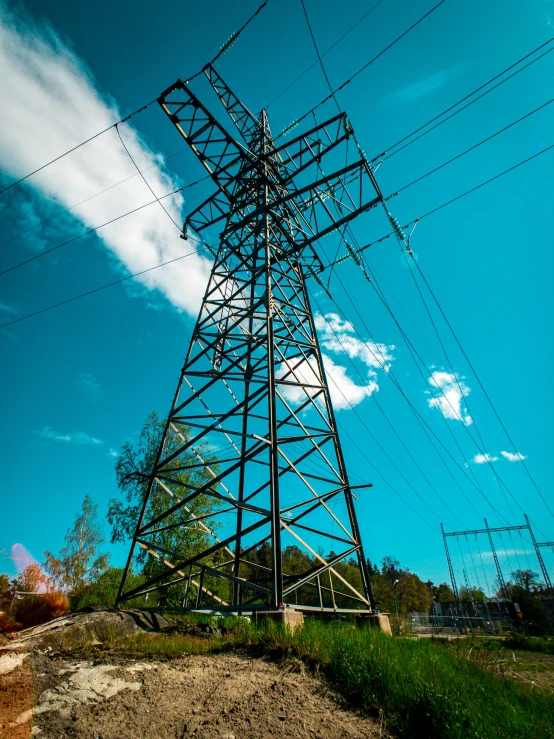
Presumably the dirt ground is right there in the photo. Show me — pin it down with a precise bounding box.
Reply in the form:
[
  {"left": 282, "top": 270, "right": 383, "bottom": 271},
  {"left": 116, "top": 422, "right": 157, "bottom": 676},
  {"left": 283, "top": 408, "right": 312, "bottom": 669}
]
[{"left": 1, "top": 648, "right": 386, "bottom": 739}]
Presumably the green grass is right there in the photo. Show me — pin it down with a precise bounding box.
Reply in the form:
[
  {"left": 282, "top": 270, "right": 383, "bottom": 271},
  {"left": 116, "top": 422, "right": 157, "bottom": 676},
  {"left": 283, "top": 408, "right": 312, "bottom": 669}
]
[{"left": 103, "top": 618, "right": 554, "bottom": 738}]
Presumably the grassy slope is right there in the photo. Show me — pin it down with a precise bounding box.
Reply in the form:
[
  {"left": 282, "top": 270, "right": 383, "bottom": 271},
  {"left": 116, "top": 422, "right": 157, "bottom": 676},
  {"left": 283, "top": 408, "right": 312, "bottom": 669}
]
[{"left": 109, "top": 618, "right": 554, "bottom": 739}]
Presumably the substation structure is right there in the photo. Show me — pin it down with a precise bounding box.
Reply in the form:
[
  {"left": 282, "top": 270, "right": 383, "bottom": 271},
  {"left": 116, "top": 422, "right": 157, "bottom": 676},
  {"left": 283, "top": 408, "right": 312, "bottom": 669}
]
[
  {"left": 441, "top": 515, "right": 554, "bottom": 617},
  {"left": 116, "top": 64, "right": 392, "bottom": 620}
]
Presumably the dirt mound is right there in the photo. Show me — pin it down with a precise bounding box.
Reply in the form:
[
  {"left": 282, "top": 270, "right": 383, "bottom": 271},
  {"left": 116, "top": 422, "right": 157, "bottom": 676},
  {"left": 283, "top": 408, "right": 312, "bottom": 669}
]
[
  {"left": 2, "top": 651, "right": 385, "bottom": 738},
  {"left": 1, "top": 608, "right": 170, "bottom": 653},
  {"left": 0, "top": 610, "right": 387, "bottom": 738}
]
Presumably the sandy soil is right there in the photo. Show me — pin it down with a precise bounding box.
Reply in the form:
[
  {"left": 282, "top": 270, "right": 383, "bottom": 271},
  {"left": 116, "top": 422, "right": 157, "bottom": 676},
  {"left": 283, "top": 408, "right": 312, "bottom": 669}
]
[{"left": 1, "top": 650, "right": 386, "bottom": 739}]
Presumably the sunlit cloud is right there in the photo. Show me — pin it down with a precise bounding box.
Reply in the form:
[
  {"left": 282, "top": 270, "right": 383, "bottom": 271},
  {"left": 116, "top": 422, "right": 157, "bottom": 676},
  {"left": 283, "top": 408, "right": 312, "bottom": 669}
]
[
  {"left": 0, "top": 3, "right": 212, "bottom": 316},
  {"left": 35, "top": 425, "right": 104, "bottom": 446},
  {"left": 501, "top": 450, "right": 527, "bottom": 462},
  {"left": 427, "top": 370, "right": 472, "bottom": 426},
  {"left": 472, "top": 453, "right": 498, "bottom": 464}
]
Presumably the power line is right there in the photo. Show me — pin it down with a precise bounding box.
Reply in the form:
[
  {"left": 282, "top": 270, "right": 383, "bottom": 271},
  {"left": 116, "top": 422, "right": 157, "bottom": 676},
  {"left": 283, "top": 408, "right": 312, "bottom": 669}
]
[
  {"left": 277, "top": 0, "right": 448, "bottom": 138},
  {"left": 266, "top": 0, "right": 386, "bottom": 109},
  {"left": 392, "top": 96, "right": 554, "bottom": 196},
  {"left": 300, "top": 0, "right": 342, "bottom": 115},
  {"left": 0, "top": 147, "right": 208, "bottom": 250},
  {"left": 0, "top": 0, "right": 269, "bottom": 197},
  {"left": 0, "top": 186, "right": 186, "bottom": 277},
  {"left": 324, "top": 142, "right": 554, "bottom": 269},
  {"left": 412, "top": 255, "right": 554, "bottom": 521},
  {"left": 0, "top": 100, "right": 155, "bottom": 197},
  {"left": 373, "top": 37, "right": 554, "bottom": 162},
  {"left": 0, "top": 245, "right": 207, "bottom": 330},
  {"left": 313, "top": 298, "right": 468, "bottom": 527},
  {"left": 337, "top": 420, "right": 440, "bottom": 532},
  {"left": 5, "top": 142, "right": 552, "bottom": 329},
  {"left": 115, "top": 124, "right": 181, "bottom": 230}
]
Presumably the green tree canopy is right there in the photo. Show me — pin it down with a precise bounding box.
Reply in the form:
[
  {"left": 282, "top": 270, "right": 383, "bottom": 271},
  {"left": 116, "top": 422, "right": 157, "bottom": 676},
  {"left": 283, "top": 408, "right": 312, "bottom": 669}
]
[
  {"left": 44, "top": 495, "right": 109, "bottom": 597},
  {"left": 433, "top": 582, "right": 455, "bottom": 602},
  {"left": 107, "top": 411, "right": 225, "bottom": 604}
]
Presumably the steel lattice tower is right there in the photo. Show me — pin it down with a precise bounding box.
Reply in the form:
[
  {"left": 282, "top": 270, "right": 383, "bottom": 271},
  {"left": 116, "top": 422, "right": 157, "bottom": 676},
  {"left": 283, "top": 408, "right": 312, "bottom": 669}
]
[{"left": 117, "top": 65, "right": 387, "bottom": 615}]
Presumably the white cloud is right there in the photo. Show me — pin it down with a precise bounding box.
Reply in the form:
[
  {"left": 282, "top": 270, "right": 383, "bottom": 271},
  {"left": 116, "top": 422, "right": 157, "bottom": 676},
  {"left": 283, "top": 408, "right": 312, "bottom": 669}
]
[
  {"left": 36, "top": 425, "right": 104, "bottom": 446},
  {"left": 276, "top": 353, "right": 373, "bottom": 411},
  {"left": 0, "top": 4, "right": 212, "bottom": 315},
  {"left": 427, "top": 370, "right": 472, "bottom": 426},
  {"left": 107, "top": 447, "right": 118, "bottom": 458},
  {"left": 501, "top": 450, "right": 527, "bottom": 462},
  {"left": 315, "top": 313, "right": 394, "bottom": 375},
  {"left": 472, "top": 453, "right": 498, "bottom": 464}
]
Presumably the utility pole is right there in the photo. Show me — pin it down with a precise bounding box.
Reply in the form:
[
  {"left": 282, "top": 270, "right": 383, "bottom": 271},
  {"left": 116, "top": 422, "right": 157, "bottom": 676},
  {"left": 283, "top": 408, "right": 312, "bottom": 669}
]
[{"left": 116, "top": 65, "right": 387, "bottom": 617}]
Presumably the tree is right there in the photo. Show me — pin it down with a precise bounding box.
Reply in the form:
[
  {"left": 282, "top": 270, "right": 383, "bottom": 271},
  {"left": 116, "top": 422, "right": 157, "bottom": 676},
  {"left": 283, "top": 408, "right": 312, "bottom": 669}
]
[
  {"left": 45, "top": 495, "right": 109, "bottom": 597},
  {"left": 505, "top": 569, "right": 548, "bottom": 622},
  {"left": 370, "top": 557, "right": 432, "bottom": 614},
  {"left": 459, "top": 586, "right": 486, "bottom": 603},
  {"left": 510, "top": 569, "right": 542, "bottom": 593},
  {"left": 433, "top": 582, "right": 455, "bottom": 602},
  {"left": 107, "top": 412, "right": 224, "bottom": 605}
]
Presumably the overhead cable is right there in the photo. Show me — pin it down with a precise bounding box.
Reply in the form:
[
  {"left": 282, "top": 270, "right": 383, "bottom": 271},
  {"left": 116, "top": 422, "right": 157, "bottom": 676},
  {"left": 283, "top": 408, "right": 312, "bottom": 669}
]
[
  {"left": 266, "top": 0, "right": 386, "bottom": 109},
  {"left": 3, "top": 143, "right": 552, "bottom": 329},
  {"left": 376, "top": 37, "right": 554, "bottom": 162},
  {"left": 0, "top": 186, "right": 187, "bottom": 277},
  {"left": 0, "top": 0, "right": 269, "bottom": 196},
  {"left": 116, "top": 124, "right": 181, "bottom": 230},
  {"left": 277, "top": 0, "right": 448, "bottom": 138},
  {"left": 324, "top": 142, "right": 554, "bottom": 269},
  {"left": 0, "top": 245, "right": 207, "bottom": 330},
  {"left": 413, "top": 257, "right": 554, "bottom": 521},
  {"left": 0, "top": 147, "right": 206, "bottom": 249}
]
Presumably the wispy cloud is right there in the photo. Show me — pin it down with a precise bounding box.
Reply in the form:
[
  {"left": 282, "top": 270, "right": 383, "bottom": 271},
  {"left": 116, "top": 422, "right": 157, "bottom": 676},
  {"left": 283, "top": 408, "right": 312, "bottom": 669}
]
[
  {"left": 0, "top": 300, "right": 17, "bottom": 315},
  {"left": 427, "top": 370, "right": 472, "bottom": 426},
  {"left": 36, "top": 425, "right": 104, "bottom": 446},
  {"left": 480, "top": 549, "right": 533, "bottom": 560},
  {"left": 387, "top": 66, "right": 464, "bottom": 105},
  {"left": 501, "top": 450, "right": 527, "bottom": 462},
  {"left": 0, "top": 3, "right": 212, "bottom": 316},
  {"left": 76, "top": 372, "right": 103, "bottom": 399},
  {"left": 472, "top": 453, "right": 498, "bottom": 465},
  {"left": 106, "top": 447, "right": 118, "bottom": 458}
]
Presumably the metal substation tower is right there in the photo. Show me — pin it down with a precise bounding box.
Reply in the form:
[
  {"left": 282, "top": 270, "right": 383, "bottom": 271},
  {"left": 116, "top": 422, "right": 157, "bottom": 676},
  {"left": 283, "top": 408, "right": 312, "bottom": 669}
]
[{"left": 116, "top": 64, "right": 389, "bottom": 617}]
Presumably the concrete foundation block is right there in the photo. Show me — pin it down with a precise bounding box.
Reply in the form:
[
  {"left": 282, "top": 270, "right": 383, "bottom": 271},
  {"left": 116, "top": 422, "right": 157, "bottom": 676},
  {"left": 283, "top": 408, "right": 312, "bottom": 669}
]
[
  {"left": 255, "top": 609, "right": 304, "bottom": 632},
  {"left": 359, "top": 613, "right": 392, "bottom": 635}
]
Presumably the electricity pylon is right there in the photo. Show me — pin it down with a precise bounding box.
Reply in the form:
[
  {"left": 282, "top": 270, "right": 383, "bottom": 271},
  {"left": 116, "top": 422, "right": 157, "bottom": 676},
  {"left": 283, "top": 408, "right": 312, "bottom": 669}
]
[{"left": 117, "top": 65, "right": 386, "bottom": 615}]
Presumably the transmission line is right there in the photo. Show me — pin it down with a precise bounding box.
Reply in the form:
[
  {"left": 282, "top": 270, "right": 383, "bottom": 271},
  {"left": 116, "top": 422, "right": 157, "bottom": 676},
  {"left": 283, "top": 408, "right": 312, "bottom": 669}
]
[
  {"left": 326, "top": 272, "right": 504, "bottom": 522},
  {"left": 412, "top": 251, "right": 554, "bottom": 521},
  {"left": 4, "top": 142, "right": 552, "bottom": 329},
  {"left": 277, "top": 0, "right": 448, "bottom": 138},
  {"left": 393, "top": 96, "right": 554, "bottom": 196},
  {"left": 0, "top": 146, "right": 206, "bottom": 250},
  {"left": 266, "top": 0, "right": 386, "bottom": 109},
  {"left": 373, "top": 37, "right": 554, "bottom": 162},
  {"left": 313, "top": 298, "right": 469, "bottom": 527},
  {"left": 0, "top": 0, "right": 269, "bottom": 197},
  {"left": 324, "top": 142, "right": 554, "bottom": 269},
  {"left": 0, "top": 186, "right": 187, "bottom": 277},
  {"left": 115, "top": 124, "right": 181, "bottom": 230},
  {"left": 0, "top": 244, "right": 207, "bottom": 330}
]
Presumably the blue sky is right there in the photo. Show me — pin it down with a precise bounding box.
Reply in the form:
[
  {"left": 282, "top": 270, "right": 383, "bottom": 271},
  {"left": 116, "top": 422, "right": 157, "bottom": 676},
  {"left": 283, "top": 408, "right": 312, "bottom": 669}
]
[{"left": 0, "top": 0, "right": 553, "bottom": 591}]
